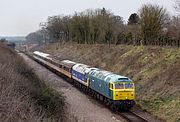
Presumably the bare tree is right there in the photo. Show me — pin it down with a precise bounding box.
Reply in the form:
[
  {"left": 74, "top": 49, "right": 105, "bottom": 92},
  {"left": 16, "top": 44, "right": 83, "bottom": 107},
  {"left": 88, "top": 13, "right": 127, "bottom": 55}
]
[
  {"left": 167, "top": 16, "right": 180, "bottom": 46},
  {"left": 175, "top": 0, "right": 180, "bottom": 13},
  {"left": 139, "top": 4, "right": 169, "bottom": 45}
]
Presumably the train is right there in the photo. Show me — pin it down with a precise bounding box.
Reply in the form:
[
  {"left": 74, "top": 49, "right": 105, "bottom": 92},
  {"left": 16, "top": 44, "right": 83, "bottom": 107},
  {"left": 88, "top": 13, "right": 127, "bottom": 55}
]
[{"left": 33, "top": 51, "right": 135, "bottom": 110}]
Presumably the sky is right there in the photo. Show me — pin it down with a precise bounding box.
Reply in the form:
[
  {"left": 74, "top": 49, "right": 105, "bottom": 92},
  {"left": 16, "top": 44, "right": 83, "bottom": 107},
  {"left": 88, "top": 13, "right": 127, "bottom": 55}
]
[{"left": 0, "top": 0, "right": 177, "bottom": 36}]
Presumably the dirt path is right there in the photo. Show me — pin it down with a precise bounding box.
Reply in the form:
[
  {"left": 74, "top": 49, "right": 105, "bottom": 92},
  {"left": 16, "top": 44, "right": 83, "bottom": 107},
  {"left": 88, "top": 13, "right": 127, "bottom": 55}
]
[{"left": 19, "top": 53, "right": 126, "bottom": 122}]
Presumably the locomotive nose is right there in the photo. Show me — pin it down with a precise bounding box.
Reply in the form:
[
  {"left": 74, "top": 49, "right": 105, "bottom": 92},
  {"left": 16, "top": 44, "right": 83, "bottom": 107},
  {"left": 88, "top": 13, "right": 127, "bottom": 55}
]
[{"left": 114, "top": 91, "right": 135, "bottom": 100}]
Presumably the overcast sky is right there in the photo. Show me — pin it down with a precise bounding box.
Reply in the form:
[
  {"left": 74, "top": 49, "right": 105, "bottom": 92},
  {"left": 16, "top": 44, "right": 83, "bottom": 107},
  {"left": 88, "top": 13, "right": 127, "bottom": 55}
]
[{"left": 0, "top": 0, "right": 177, "bottom": 36}]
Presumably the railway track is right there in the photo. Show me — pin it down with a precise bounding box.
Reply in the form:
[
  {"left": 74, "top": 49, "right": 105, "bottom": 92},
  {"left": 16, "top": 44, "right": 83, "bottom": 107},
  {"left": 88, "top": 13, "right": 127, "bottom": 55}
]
[
  {"left": 117, "top": 111, "right": 148, "bottom": 122},
  {"left": 21, "top": 51, "right": 149, "bottom": 122}
]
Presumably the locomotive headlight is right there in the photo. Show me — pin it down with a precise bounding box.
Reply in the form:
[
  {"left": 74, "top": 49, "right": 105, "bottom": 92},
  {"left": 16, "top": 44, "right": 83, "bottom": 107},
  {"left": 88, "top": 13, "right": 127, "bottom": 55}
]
[{"left": 116, "top": 92, "right": 118, "bottom": 95}]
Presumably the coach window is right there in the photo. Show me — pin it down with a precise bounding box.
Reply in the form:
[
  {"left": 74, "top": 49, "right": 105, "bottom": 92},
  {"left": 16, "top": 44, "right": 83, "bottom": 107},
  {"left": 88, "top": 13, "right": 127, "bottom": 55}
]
[
  {"left": 52, "top": 61, "right": 55, "bottom": 65},
  {"left": 64, "top": 67, "right": 67, "bottom": 71},
  {"left": 67, "top": 68, "right": 70, "bottom": 72},
  {"left": 65, "top": 67, "right": 69, "bottom": 72}
]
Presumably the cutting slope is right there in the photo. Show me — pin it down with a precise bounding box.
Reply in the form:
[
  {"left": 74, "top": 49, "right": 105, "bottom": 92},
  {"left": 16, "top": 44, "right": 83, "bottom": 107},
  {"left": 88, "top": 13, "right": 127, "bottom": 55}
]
[
  {"left": 43, "top": 43, "right": 180, "bottom": 122},
  {"left": 0, "top": 43, "right": 67, "bottom": 122}
]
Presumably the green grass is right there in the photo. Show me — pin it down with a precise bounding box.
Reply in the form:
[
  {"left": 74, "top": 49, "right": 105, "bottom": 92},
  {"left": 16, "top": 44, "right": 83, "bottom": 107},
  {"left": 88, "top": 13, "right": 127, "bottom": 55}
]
[
  {"left": 165, "top": 49, "right": 180, "bottom": 64},
  {"left": 140, "top": 96, "right": 180, "bottom": 122},
  {"left": 35, "top": 86, "right": 65, "bottom": 117}
]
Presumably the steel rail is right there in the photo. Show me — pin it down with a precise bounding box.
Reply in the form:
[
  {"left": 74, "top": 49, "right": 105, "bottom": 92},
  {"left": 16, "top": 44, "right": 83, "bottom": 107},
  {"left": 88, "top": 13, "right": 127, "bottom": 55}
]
[{"left": 117, "top": 111, "right": 149, "bottom": 122}]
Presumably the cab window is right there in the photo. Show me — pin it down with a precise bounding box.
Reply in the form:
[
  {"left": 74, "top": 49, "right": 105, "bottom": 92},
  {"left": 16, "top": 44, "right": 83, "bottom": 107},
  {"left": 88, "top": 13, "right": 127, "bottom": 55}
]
[
  {"left": 115, "top": 83, "right": 124, "bottom": 89},
  {"left": 109, "top": 83, "right": 113, "bottom": 89},
  {"left": 125, "top": 83, "right": 134, "bottom": 89}
]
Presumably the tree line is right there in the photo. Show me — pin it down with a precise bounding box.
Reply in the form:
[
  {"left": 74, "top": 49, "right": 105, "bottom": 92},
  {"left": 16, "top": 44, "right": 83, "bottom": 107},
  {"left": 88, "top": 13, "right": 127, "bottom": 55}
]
[{"left": 26, "top": 3, "right": 180, "bottom": 47}]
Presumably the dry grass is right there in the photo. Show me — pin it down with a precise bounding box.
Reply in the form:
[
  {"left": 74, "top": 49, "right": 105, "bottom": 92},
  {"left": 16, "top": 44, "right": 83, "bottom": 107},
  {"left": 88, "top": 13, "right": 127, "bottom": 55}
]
[
  {"left": 43, "top": 43, "right": 180, "bottom": 122},
  {"left": 0, "top": 43, "right": 69, "bottom": 122}
]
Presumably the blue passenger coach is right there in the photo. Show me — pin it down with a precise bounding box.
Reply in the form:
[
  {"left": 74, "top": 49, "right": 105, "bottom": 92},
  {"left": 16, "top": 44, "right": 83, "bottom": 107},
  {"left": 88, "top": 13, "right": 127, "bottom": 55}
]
[{"left": 72, "top": 63, "right": 97, "bottom": 86}]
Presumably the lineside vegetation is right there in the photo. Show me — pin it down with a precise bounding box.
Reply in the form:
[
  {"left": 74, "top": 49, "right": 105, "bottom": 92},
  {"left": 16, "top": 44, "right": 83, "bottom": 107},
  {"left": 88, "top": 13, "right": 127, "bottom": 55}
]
[
  {"left": 0, "top": 43, "right": 69, "bottom": 122},
  {"left": 26, "top": 4, "right": 180, "bottom": 47}
]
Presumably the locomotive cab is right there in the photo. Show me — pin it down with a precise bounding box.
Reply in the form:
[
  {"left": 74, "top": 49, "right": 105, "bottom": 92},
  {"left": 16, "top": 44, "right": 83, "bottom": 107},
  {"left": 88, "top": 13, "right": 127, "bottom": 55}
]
[
  {"left": 112, "top": 82, "right": 135, "bottom": 101},
  {"left": 109, "top": 78, "right": 135, "bottom": 109}
]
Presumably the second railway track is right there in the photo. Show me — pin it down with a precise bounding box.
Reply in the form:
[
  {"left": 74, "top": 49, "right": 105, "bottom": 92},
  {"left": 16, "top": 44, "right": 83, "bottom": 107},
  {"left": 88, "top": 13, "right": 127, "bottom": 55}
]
[{"left": 118, "top": 111, "right": 148, "bottom": 122}]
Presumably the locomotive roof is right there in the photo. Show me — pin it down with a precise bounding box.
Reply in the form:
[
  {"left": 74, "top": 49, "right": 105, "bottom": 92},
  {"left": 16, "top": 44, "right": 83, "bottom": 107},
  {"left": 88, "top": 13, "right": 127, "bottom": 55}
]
[{"left": 90, "top": 70, "right": 132, "bottom": 83}]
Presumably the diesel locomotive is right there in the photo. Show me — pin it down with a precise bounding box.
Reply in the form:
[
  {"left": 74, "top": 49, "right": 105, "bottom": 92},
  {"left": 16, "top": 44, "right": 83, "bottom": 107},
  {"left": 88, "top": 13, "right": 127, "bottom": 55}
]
[{"left": 33, "top": 51, "right": 135, "bottom": 110}]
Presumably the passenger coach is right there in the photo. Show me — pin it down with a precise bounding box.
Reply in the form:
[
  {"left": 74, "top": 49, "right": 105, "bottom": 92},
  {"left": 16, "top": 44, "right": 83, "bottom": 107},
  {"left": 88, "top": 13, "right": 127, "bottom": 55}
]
[{"left": 72, "top": 63, "right": 98, "bottom": 86}]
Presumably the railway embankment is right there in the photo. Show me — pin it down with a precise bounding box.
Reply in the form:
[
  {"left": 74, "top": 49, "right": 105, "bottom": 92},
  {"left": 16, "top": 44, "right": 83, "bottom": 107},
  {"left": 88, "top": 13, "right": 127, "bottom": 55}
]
[
  {"left": 0, "top": 43, "right": 67, "bottom": 121},
  {"left": 43, "top": 43, "right": 180, "bottom": 122}
]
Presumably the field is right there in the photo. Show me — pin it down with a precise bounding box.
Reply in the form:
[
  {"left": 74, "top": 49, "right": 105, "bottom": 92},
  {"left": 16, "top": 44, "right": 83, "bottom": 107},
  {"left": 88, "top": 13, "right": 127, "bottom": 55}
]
[
  {"left": 43, "top": 43, "right": 180, "bottom": 122},
  {"left": 0, "top": 43, "right": 67, "bottom": 122}
]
